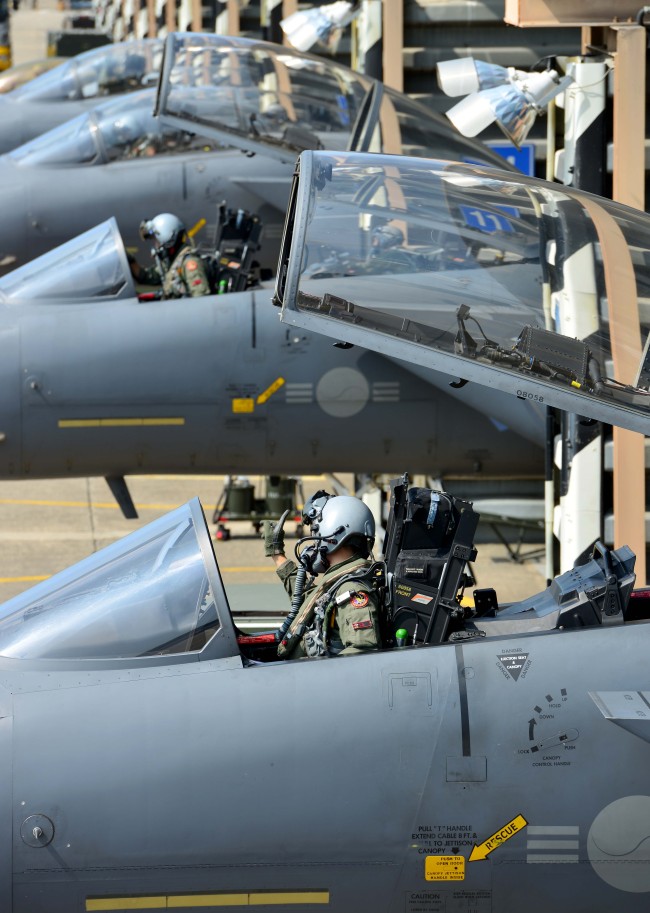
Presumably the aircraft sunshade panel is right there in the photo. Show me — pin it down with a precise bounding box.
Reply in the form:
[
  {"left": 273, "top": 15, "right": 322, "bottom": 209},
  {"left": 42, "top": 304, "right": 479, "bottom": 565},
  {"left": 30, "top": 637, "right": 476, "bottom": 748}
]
[
  {"left": 155, "top": 33, "right": 372, "bottom": 159},
  {"left": 0, "top": 219, "right": 136, "bottom": 303},
  {"left": 278, "top": 151, "right": 650, "bottom": 436},
  {"left": 0, "top": 499, "right": 239, "bottom": 662}
]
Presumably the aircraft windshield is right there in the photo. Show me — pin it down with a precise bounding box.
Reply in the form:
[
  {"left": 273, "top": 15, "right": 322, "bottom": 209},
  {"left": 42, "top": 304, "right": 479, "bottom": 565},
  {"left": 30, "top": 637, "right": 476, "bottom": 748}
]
[
  {"left": 155, "top": 34, "right": 506, "bottom": 167},
  {"left": 7, "top": 89, "right": 221, "bottom": 167},
  {"left": 0, "top": 500, "right": 225, "bottom": 661},
  {"left": 278, "top": 151, "right": 650, "bottom": 436},
  {"left": 0, "top": 218, "right": 136, "bottom": 303},
  {"left": 11, "top": 38, "right": 163, "bottom": 102}
]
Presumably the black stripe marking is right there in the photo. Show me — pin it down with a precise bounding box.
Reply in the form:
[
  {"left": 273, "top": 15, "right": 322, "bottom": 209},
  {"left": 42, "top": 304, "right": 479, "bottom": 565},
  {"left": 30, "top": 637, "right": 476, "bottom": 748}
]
[{"left": 455, "top": 644, "right": 471, "bottom": 757}]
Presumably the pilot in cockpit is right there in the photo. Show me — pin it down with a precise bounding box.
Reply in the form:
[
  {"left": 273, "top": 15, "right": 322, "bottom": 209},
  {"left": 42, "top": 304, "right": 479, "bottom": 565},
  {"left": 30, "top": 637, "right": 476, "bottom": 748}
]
[
  {"left": 263, "top": 493, "right": 383, "bottom": 659},
  {"left": 129, "top": 213, "right": 211, "bottom": 299}
]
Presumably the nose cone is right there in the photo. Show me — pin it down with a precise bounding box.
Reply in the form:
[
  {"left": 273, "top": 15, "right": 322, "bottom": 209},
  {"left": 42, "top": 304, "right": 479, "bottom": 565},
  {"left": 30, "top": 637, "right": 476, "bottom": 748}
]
[{"left": 0, "top": 165, "right": 28, "bottom": 275}]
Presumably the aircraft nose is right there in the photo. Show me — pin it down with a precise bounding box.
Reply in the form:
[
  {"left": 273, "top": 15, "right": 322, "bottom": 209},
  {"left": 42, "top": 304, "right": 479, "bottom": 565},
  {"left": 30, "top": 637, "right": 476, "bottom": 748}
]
[{"left": 0, "top": 169, "right": 28, "bottom": 275}]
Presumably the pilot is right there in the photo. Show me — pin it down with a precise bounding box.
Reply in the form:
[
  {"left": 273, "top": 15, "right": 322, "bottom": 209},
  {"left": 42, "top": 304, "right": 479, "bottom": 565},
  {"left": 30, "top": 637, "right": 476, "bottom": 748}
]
[
  {"left": 129, "top": 213, "right": 211, "bottom": 298},
  {"left": 264, "top": 493, "right": 383, "bottom": 659},
  {"left": 101, "top": 53, "right": 147, "bottom": 95}
]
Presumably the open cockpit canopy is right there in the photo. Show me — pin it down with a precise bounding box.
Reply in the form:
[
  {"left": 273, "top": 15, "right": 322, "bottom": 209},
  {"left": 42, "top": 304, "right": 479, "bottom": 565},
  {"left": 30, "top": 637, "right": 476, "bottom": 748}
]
[
  {"left": 0, "top": 218, "right": 135, "bottom": 304},
  {"left": 154, "top": 33, "right": 513, "bottom": 169},
  {"left": 276, "top": 151, "right": 650, "bottom": 436},
  {"left": 0, "top": 499, "right": 239, "bottom": 664}
]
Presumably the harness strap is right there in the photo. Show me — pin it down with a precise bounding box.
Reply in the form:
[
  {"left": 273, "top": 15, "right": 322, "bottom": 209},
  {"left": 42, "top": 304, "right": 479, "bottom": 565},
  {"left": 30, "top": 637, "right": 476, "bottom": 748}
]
[{"left": 277, "top": 558, "right": 369, "bottom": 659}]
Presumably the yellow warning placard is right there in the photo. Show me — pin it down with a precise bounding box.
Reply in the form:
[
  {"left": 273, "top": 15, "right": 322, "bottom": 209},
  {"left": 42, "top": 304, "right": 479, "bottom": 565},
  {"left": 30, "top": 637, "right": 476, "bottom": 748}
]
[
  {"left": 425, "top": 855, "right": 465, "bottom": 881},
  {"left": 232, "top": 398, "right": 255, "bottom": 414}
]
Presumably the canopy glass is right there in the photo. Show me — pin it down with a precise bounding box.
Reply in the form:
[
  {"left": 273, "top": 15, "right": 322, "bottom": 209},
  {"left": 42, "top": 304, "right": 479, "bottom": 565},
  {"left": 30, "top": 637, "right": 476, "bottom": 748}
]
[{"left": 277, "top": 151, "right": 650, "bottom": 435}]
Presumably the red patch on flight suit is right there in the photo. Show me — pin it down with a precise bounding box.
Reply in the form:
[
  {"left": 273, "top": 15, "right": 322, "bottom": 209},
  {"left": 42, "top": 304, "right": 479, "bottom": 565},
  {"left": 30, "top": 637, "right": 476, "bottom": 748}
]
[
  {"left": 192, "top": 279, "right": 203, "bottom": 285},
  {"left": 350, "top": 592, "right": 369, "bottom": 608},
  {"left": 352, "top": 619, "right": 372, "bottom": 630},
  {"left": 186, "top": 260, "right": 198, "bottom": 271}
]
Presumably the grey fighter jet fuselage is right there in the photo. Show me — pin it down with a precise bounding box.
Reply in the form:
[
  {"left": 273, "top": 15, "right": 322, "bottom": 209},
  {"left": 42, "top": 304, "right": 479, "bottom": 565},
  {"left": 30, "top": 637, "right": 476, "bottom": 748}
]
[
  {"left": 0, "top": 138, "right": 291, "bottom": 275},
  {"left": 0, "top": 489, "right": 649, "bottom": 913},
  {"left": 0, "top": 219, "right": 542, "bottom": 484}
]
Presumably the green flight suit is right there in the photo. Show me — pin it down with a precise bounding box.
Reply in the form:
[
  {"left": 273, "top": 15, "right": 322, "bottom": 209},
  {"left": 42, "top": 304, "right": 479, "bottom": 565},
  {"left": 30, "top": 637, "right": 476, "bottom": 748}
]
[
  {"left": 276, "top": 554, "right": 383, "bottom": 659},
  {"left": 162, "top": 245, "right": 211, "bottom": 298},
  {"left": 135, "top": 245, "right": 211, "bottom": 298}
]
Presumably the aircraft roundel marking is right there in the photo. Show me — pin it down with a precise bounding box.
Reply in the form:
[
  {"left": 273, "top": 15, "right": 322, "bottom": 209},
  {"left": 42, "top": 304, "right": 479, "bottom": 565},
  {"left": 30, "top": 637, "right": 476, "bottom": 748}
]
[
  {"left": 315, "top": 367, "right": 369, "bottom": 418},
  {"left": 588, "top": 796, "right": 650, "bottom": 892}
]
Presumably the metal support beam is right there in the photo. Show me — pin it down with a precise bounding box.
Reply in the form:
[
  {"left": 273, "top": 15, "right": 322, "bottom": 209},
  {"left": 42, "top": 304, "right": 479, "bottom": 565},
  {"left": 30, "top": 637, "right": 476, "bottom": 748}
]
[
  {"left": 610, "top": 24, "right": 647, "bottom": 583},
  {"left": 215, "top": 0, "right": 239, "bottom": 35},
  {"left": 505, "top": 0, "right": 643, "bottom": 27},
  {"left": 382, "top": 0, "right": 403, "bottom": 91},
  {"left": 282, "top": 0, "right": 297, "bottom": 46}
]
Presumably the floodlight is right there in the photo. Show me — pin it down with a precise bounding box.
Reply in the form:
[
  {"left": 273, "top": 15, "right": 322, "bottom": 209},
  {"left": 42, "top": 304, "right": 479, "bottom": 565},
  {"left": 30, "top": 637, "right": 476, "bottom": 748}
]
[
  {"left": 437, "top": 57, "right": 572, "bottom": 148},
  {"left": 437, "top": 57, "right": 513, "bottom": 98},
  {"left": 281, "top": 1, "right": 359, "bottom": 53}
]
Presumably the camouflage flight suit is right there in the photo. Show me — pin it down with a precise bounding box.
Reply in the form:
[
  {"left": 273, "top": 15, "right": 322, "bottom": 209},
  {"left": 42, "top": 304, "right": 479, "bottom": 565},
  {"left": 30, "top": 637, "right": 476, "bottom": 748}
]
[
  {"left": 276, "top": 554, "right": 383, "bottom": 659},
  {"left": 162, "top": 245, "right": 211, "bottom": 298},
  {"left": 133, "top": 246, "right": 211, "bottom": 297}
]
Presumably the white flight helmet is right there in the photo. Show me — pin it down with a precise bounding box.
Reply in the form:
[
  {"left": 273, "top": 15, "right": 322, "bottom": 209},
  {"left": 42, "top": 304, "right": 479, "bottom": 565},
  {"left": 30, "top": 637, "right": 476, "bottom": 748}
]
[
  {"left": 140, "top": 213, "right": 187, "bottom": 254},
  {"left": 302, "top": 495, "right": 375, "bottom": 574}
]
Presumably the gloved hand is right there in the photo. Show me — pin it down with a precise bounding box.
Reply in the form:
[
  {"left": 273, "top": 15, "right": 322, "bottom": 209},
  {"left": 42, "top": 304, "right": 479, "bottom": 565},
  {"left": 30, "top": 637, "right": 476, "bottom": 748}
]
[{"left": 263, "top": 508, "right": 290, "bottom": 557}]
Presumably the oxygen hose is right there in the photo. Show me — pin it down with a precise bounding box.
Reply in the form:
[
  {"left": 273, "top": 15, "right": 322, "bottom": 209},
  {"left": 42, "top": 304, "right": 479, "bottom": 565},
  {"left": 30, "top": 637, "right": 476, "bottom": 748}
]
[
  {"left": 274, "top": 524, "right": 344, "bottom": 644},
  {"left": 275, "top": 564, "right": 307, "bottom": 643}
]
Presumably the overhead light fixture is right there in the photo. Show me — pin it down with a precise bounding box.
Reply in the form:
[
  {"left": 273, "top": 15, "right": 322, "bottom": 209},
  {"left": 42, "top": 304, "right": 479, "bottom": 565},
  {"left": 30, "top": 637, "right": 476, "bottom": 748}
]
[
  {"left": 281, "top": 1, "right": 359, "bottom": 54},
  {"left": 437, "top": 57, "right": 572, "bottom": 147}
]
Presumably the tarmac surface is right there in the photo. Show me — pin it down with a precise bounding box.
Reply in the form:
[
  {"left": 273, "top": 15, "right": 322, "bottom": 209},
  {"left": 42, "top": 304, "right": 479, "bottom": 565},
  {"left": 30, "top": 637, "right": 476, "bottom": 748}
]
[
  {"left": 0, "top": 473, "right": 547, "bottom": 613},
  {"left": 1, "top": 4, "right": 548, "bottom": 617}
]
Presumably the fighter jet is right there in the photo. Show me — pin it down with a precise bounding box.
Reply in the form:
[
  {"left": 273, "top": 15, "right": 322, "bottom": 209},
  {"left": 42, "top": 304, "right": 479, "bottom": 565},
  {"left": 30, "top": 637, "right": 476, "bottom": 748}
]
[
  {"left": 0, "top": 38, "right": 163, "bottom": 154},
  {"left": 0, "top": 156, "right": 650, "bottom": 913},
  {"left": 0, "top": 32, "right": 514, "bottom": 274},
  {"left": 0, "top": 217, "right": 543, "bottom": 515}
]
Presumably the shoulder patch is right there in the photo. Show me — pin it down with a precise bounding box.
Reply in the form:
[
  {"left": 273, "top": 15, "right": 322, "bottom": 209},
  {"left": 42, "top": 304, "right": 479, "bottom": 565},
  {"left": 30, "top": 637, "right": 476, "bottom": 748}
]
[
  {"left": 186, "top": 259, "right": 198, "bottom": 271},
  {"left": 350, "top": 592, "right": 369, "bottom": 608}
]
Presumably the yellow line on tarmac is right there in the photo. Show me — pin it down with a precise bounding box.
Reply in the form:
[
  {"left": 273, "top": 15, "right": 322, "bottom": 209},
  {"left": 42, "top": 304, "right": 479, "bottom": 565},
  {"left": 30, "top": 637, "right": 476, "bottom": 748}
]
[
  {"left": 0, "top": 567, "right": 276, "bottom": 585},
  {"left": 0, "top": 575, "right": 49, "bottom": 584},
  {"left": 0, "top": 499, "right": 217, "bottom": 511}
]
